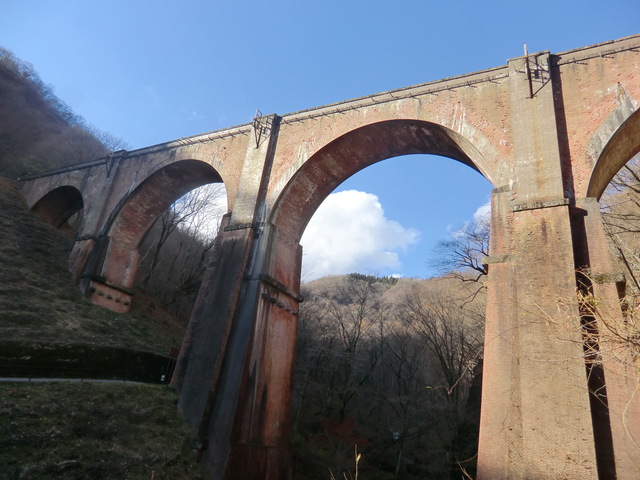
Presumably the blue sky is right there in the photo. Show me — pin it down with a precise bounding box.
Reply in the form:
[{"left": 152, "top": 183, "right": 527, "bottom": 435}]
[{"left": 2, "top": 1, "right": 638, "bottom": 280}]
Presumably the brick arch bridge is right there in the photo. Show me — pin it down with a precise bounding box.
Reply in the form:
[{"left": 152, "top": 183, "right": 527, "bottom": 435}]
[{"left": 19, "top": 35, "right": 640, "bottom": 479}]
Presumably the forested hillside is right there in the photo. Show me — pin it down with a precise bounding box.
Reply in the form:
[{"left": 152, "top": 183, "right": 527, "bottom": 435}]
[
  {"left": 292, "top": 274, "right": 485, "bottom": 479},
  {"left": 0, "top": 47, "right": 121, "bottom": 179}
]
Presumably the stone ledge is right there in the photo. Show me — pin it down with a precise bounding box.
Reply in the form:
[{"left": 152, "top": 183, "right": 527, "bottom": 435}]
[{"left": 512, "top": 197, "right": 570, "bottom": 212}]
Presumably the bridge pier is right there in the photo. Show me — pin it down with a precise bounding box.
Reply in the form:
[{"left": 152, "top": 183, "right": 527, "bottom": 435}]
[
  {"left": 479, "top": 190, "right": 601, "bottom": 479},
  {"left": 172, "top": 219, "right": 262, "bottom": 476},
  {"left": 172, "top": 114, "right": 303, "bottom": 478},
  {"left": 224, "top": 228, "right": 302, "bottom": 480},
  {"left": 73, "top": 234, "right": 139, "bottom": 313},
  {"left": 476, "top": 186, "right": 522, "bottom": 478},
  {"left": 69, "top": 237, "right": 96, "bottom": 284},
  {"left": 172, "top": 220, "right": 302, "bottom": 479},
  {"left": 479, "top": 52, "right": 601, "bottom": 479}
]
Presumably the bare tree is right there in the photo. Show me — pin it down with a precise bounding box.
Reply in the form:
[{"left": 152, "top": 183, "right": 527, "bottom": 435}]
[
  {"left": 140, "top": 184, "right": 224, "bottom": 286},
  {"left": 594, "top": 152, "right": 640, "bottom": 362},
  {"left": 402, "top": 283, "right": 484, "bottom": 478},
  {"left": 601, "top": 154, "right": 640, "bottom": 294},
  {"left": 430, "top": 217, "right": 490, "bottom": 283},
  {"left": 136, "top": 183, "right": 226, "bottom": 321}
]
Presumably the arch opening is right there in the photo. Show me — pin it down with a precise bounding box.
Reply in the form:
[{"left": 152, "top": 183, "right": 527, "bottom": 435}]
[
  {"left": 135, "top": 182, "right": 228, "bottom": 321},
  {"left": 31, "top": 185, "right": 84, "bottom": 234},
  {"left": 600, "top": 154, "right": 640, "bottom": 295},
  {"left": 107, "top": 159, "right": 224, "bottom": 250},
  {"left": 300, "top": 154, "right": 492, "bottom": 281},
  {"left": 587, "top": 109, "right": 640, "bottom": 199},
  {"left": 591, "top": 107, "right": 640, "bottom": 295},
  {"left": 268, "top": 121, "right": 493, "bottom": 478},
  {"left": 88, "top": 159, "right": 225, "bottom": 313},
  {"left": 271, "top": 119, "right": 495, "bottom": 246}
]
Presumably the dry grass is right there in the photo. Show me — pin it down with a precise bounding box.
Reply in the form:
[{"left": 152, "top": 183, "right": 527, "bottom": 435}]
[
  {"left": 0, "top": 178, "right": 185, "bottom": 355},
  {"left": 0, "top": 382, "right": 207, "bottom": 480},
  {"left": 0, "top": 179, "right": 208, "bottom": 477}
]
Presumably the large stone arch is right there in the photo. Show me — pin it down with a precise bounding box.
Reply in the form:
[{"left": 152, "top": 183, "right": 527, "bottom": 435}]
[
  {"left": 86, "top": 159, "right": 224, "bottom": 312},
  {"left": 270, "top": 119, "right": 496, "bottom": 245},
  {"left": 30, "top": 185, "right": 84, "bottom": 232},
  {"left": 213, "top": 119, "right": 498, "bottom": 478},
  {"left": 173, "top": 118, "right": 499, "bottom": 479},
  {"left": 105, "top": 159, "right": 224, "bottom": 247}
]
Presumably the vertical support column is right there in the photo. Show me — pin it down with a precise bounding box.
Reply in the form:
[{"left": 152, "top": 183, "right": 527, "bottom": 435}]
[
  {"left": 480, "top": 52, "right": 599, "bottom": 479},
  {"left": 69, "top": 237, "right": 96, "bottom": 284},
  {"left": 576, "top": 198, "right": 640, "bottom": 480},
  {"left": 477, "top": 186, "right": 522, "bottom": 478},
  {"left": 87, "top": 238, "right": 138, "bottom": 312},
  {"left": 74, "top": 152, "right": 134, "bottom": 311},
  {"left": 171, "top": 215, "right": 253, "bottom": 427},
  {"left": 224, "top": 228, "right": 303, "bottom": 479},
  {"left": 172, "top": 115, "right": 283, "bottom": 479},
  {"left": 510, "top": 201, "right": 597, "bottom": 479}
]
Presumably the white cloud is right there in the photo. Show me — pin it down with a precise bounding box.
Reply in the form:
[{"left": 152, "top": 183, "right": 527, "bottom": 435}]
[
  {"left": 300, "top": 190, "right": 420, "bottom": 281},
  {"left": 473, "top": 202, "right": 491, "bottom": 222},
  {"left": 449, "top": 202, "right": 491, "bottom": 239}
]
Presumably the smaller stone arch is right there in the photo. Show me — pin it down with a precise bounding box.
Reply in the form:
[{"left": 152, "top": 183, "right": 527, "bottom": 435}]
[
  {"left": 30, "top": 185, "right": 84, "bottom": 233},
  {"left": 586, "top": 107, "right": 640, "bottom": 199},
  {"left": 87, "top": 159, "right": 224, "bottom": 312},
  {"left": 106, "top": 159, "right": 223, "bottom": 250}
]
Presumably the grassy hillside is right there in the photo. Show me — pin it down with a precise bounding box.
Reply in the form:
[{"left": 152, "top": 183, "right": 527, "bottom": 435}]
[
  {"left": 0, "top": 179, "right": 207, "bottom": 479},
  {"left": 0, "top": 177, "right": 185, "bottom": 356},
  {"left": 0, "top": 382, "right": 208, "bottom": 480}
]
